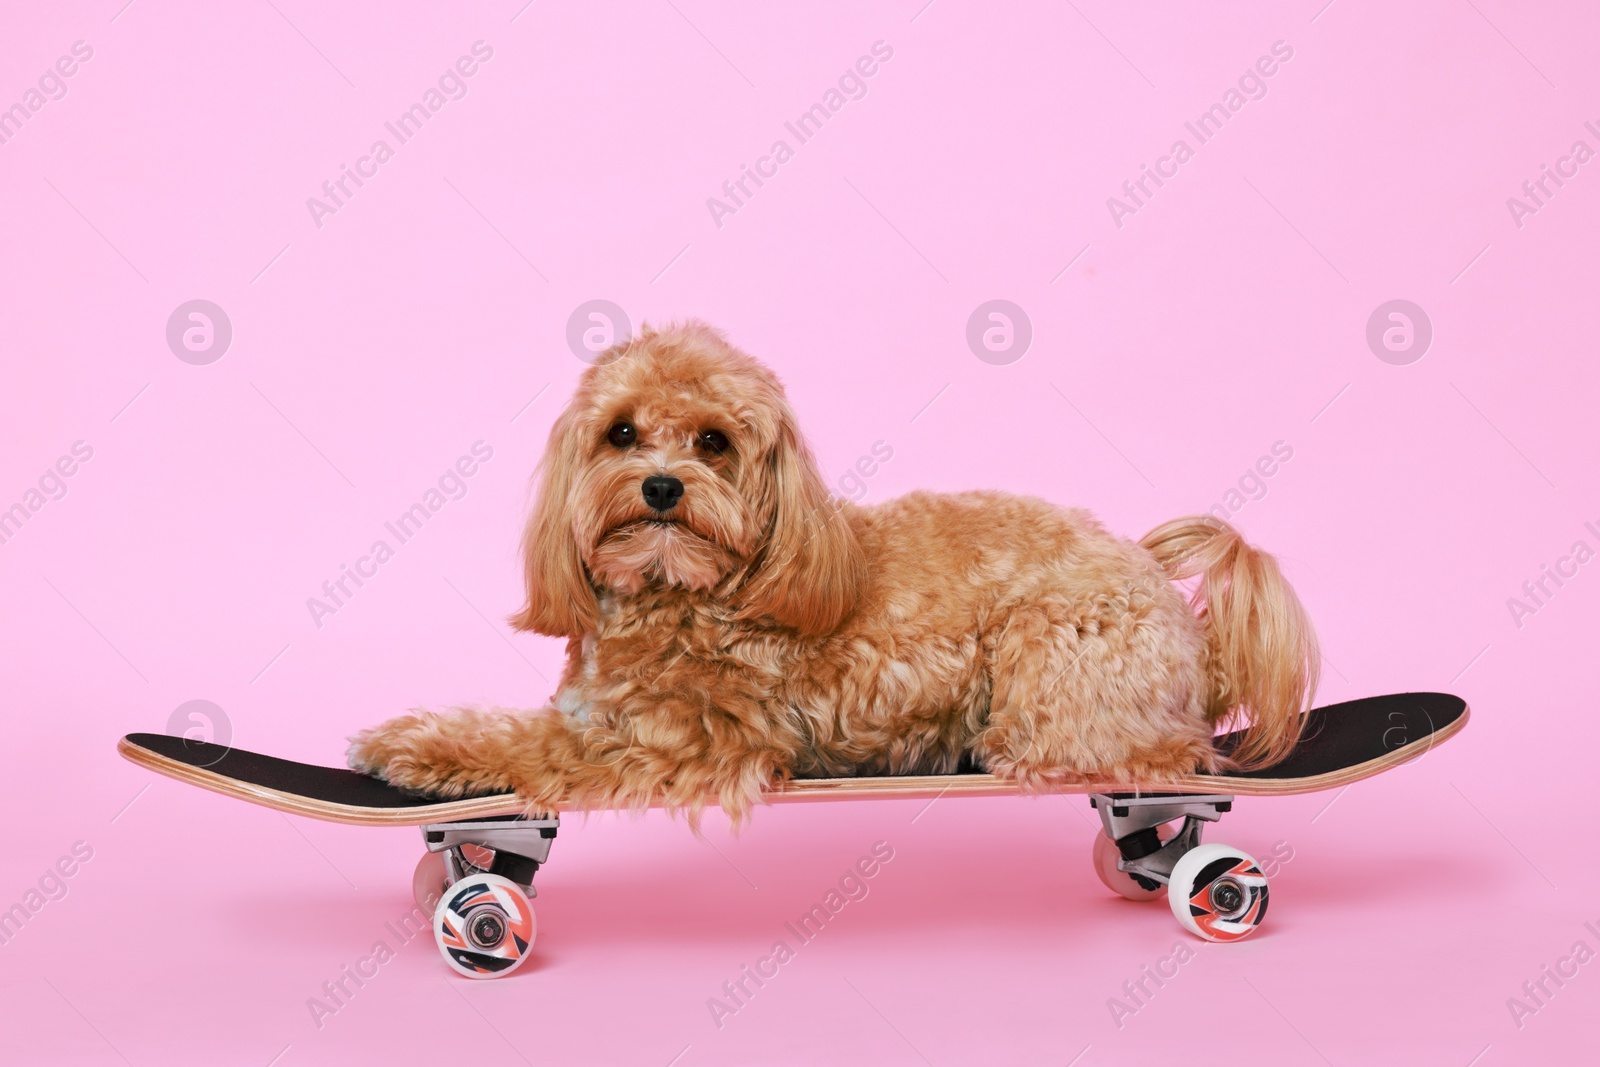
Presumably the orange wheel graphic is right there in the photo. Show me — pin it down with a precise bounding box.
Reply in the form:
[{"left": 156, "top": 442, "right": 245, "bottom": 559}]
[
  {"left": 432, "top": 872, "right": 537, "bottom": 979},
  {"left": 1168, "top": 843, "right": 1268, "bottom": 942}
]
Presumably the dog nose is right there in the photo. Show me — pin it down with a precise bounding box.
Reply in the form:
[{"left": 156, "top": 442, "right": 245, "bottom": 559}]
[{"left": 641, "top": 475, "right": 684, "bottom": 513}]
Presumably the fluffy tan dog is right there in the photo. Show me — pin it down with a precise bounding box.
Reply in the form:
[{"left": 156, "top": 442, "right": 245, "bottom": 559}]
[{"left": 349, "top": 322, "right": 1319, "bottom": 822}]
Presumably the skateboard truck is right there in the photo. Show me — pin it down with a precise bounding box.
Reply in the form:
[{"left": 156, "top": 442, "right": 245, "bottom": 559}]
[
  {"left": 1089, "top": 793, "right": 1232, "bottom": 890},
  {"left": 413, "top": 816, "right": 559, "bottom": 978},
  {"left": 421, "top": 815, "right": 560, "bottom": 894},
  {"left": 1088, "top": 792, "right": 1268, "bottom": 941}
]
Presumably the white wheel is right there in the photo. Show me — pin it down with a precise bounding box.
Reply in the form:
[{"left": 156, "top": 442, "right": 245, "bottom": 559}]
[
  {"left": 433, "top": 872, "right": 537, "bottom": 979},
  {"left": 1168, "top": 842, "right": 1269, "bottom": 942},
  {"left": 412, "top": 851, "right": 448, "bottom": 914},
  {"left": 1091, "top": 826, "right": 1173, "bottom": 901}
]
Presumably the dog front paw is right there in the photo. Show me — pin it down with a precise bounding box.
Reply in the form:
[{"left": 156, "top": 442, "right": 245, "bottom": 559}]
[
  {"left": 347, "top": 714, "right": 429, "bottom": 781},
  {"left": 347, "top": 709, "right": 515, "bottom": 798}
]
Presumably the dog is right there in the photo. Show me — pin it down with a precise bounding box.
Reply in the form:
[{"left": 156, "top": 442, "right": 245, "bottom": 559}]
[{"left": 349, "top": 321, "right": 1319, "bottom": 822}]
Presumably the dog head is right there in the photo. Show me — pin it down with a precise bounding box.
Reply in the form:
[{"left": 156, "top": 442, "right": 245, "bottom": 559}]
[{"left": 511, "top": 321, "right": 862, "bottom": 638}]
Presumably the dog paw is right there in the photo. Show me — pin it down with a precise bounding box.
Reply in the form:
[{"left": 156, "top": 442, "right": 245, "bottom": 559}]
[
  {"left": 347, "top": 710, "right": 513, "bottom": 798},
  {"left": 346, "top": 714, "right": 430, "bottom": 781}
]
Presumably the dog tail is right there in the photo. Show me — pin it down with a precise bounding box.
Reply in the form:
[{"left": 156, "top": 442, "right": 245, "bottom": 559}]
[{"left": 1139, "top": 516, "right": 1319, "bottom": 770}]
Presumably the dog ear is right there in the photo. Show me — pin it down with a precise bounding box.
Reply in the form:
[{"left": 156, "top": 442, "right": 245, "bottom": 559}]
[
  {"left": 510, "top": 408, "right": 599, "bottom": 638},
  {"left": 735, "top": 405, "right": 864, "bottom": 635}
]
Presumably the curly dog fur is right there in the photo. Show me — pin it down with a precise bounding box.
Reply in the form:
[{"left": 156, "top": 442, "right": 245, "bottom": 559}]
[{"left": 349, "top": 322, "right": 1319, "bottom": 823}]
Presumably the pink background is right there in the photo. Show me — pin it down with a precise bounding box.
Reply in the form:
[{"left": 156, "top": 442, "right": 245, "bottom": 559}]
[{"left": 2, "top": 1, "right": 1597, "bottom": 1063}]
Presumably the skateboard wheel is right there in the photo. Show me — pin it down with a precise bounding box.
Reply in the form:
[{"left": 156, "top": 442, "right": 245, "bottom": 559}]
[
  {"left": 1091, "top": 826, "right": 1173, "bottom": 901},
  {"left": 1168, "top": 842, "right": 1268, "bottom": 943},
  {"left": 433, "top": 873, "right": 537, "bottom": 979},
  {"left": 413, "top": 852, "right": 448, "bottom": 914}
]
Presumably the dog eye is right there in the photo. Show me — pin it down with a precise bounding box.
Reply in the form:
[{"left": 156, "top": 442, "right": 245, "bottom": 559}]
[
  {"left": 697, "top": 430, "right": 730, "bottom": 454},
  {"left": 607, "top": 422, "right": 636, "bottom": 448}
]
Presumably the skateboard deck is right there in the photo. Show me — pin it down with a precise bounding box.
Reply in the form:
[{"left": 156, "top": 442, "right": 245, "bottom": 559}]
[{"left": 118, "top": 691, "right": 1467, "bottom": 827}]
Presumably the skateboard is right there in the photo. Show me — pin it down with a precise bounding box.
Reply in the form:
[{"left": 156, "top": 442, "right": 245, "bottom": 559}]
[{"left": 119, "top": 690, "right": 1466, "bottom": 977}]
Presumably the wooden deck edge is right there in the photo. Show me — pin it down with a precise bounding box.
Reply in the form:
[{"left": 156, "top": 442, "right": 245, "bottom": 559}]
[
  {"left": 774, "top": 700, "right": 1469, "bottom": 802},
  {"left": 118, "top": 702, "right": 1467, "bottom": 826},
  {"left": 117, "top": 738, "right": 528, "bottom": 826}
]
